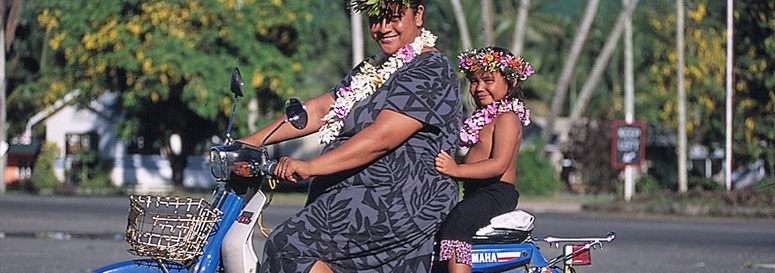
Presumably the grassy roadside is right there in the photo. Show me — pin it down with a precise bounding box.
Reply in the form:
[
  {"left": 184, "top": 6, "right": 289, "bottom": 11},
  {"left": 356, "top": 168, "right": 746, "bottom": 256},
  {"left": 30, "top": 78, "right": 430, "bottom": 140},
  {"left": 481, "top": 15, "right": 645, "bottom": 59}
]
[{"left": 581, "top": 189, "right": 775, "bottom": 218}]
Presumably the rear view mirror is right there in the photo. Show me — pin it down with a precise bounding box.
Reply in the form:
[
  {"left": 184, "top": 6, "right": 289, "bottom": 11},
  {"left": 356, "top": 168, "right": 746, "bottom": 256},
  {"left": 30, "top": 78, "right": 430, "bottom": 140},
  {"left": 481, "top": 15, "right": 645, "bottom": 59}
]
[
  {"left": 285, "top": 98, "right": 307, "bottom": 130},
  {"left": 230, "top": 67, "right": 245, "bottom": 97}
]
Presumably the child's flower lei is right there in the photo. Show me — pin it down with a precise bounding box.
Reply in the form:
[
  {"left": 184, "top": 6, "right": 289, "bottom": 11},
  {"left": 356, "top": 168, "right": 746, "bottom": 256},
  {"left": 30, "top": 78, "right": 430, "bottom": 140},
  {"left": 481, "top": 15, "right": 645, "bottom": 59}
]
[
  {"left": 459, "top": 98, "right": 531, "bottom": 147},
  {"left": 458, "top": 47, "right": 534, "bottom": 81},
  {"left": 318, "top": 28, "right": 437, "bottom": 145}
]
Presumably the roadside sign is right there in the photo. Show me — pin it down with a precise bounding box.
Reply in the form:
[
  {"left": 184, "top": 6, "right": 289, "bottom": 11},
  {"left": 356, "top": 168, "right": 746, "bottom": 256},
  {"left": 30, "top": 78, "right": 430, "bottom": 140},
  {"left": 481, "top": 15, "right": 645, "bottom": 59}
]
[{"left": 611, "top": 120, "right": 646, "bottom": 169}]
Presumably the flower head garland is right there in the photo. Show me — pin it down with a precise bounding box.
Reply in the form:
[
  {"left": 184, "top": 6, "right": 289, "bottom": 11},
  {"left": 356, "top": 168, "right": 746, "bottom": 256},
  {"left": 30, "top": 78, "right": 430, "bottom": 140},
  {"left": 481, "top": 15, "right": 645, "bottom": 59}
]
[
  {"left": 458, "top": 47, "right": 534, "bottom": 82},
  {"left": 318, "top": 28, "right": 437, "bottom": 145},
  {"left": 459, "top": 98, "right": 531, "bottom": 147},
  {"left": 348, "top": 0, "right": 413, "bottom": 17}
]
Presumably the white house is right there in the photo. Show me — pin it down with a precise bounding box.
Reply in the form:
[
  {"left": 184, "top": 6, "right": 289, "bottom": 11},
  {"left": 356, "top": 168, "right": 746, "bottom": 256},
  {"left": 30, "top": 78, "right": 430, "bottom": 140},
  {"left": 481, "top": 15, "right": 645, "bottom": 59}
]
[
  {"left": 23, "top": 90, "right": 176, "bottom": 194},
  {"left": 21, "top": 90, "right": 324, "bottom": 194}
]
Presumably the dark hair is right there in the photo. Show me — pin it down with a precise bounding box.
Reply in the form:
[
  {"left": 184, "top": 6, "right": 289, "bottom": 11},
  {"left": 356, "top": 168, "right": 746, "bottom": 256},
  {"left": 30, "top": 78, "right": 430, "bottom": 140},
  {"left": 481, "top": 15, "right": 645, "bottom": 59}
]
[
  {"left": 366, "top": 0, "right": 424, "bottom": 22},
  {"left": 493, "top": 47, "right": 525, "bottom": 102}
]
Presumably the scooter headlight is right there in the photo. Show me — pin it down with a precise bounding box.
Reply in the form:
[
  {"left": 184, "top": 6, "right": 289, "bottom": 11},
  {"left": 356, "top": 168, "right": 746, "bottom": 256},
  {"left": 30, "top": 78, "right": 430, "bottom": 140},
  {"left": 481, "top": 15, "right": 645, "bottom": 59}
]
[
  {"left": 209, "top": 143, "right": 266, "bottom": 181},
  {"left": 209, "top": 145, "right": 235, "bottom": 181}
]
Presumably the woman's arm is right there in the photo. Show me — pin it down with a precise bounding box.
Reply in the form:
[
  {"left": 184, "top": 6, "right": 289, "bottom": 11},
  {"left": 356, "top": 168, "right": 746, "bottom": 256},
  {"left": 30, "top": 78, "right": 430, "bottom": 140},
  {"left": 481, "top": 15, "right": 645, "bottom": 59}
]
[
  {"left": 237, "top": 92, "right": 334, "bottom": 146},
  {"left": 436, "top": 113, "right": 522, "bottom": 179},
  {"left": 274, "top": 109, "right": 423, "bottom": 182}
]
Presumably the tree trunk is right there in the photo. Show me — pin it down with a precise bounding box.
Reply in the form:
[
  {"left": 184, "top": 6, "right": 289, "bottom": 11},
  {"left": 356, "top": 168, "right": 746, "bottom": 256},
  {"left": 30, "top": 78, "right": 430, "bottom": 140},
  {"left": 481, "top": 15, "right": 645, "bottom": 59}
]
[
  {"left": 510, "top": 0, "right": 531, "bottom": 56},
  {"left": 1, "top": 9, "right": 6, "bottom": 194},
  {"left": 542, "top": 0, "right": 600, "bottom": 144},
  {"left": 351, "top": 10, "right": 364, "bottom": 66},
  {"left": 0, "top": 0, "right": 19, "bottom": 194},
  {"left": 481, "top": 0, "right": 493, "bottom": 46},
  {"left": 568, "top": 0, "right": 640, "bottom": 121},
  {"left": 450, "top": 0, "right": 472, "bottom": 49}
]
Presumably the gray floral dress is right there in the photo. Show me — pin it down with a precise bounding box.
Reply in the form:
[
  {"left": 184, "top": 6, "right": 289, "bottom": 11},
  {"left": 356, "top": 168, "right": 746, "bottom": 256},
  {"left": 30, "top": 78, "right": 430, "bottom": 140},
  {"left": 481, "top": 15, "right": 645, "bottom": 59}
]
[{"left": 260, "top": 51, "right": 462, "bottom": 273}]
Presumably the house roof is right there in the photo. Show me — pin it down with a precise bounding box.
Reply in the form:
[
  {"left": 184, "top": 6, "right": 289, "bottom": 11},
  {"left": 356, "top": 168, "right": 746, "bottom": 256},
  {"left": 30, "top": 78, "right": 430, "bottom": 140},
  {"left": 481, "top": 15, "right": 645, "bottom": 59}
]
[
  {"left": 8, "top": 143, "right": 40, "bottom": 155},
  {"left": 19, "top": 90, "right": 120, "bottom": 145}
]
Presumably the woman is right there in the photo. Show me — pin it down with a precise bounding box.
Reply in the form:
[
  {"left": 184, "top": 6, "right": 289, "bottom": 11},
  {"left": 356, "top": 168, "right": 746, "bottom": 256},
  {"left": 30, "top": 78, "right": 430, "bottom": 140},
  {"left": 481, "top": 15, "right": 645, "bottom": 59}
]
[{"left": 237, "top": 0, "right": 462, "bottom": 272}]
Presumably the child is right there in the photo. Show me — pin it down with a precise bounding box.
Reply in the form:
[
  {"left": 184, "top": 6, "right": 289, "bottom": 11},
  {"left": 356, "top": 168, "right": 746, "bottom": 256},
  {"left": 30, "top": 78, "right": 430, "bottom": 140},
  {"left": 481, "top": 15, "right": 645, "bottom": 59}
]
[{"left": 435, "top": 47, "right": 533, "bottom": 273}]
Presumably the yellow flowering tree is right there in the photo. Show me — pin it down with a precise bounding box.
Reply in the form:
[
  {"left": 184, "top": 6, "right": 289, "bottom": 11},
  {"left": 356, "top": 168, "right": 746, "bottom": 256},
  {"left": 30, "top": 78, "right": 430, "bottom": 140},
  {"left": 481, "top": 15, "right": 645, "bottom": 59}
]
[
  {"left": 642, "top": 0, "right": 775, "bottom": 184},
  {"left": 733, "top": 1, "right": 775, "bottom": 182},
  {"left": 34, "top": 0, "right": 317, "bottom": 187}
]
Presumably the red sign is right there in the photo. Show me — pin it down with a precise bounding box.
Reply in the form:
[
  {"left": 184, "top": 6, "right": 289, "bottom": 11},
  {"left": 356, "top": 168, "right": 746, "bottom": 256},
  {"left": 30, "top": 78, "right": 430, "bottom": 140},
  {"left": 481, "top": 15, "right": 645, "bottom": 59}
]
[{"left": 611, "top": 120, "right": 646, "bottom": 169}]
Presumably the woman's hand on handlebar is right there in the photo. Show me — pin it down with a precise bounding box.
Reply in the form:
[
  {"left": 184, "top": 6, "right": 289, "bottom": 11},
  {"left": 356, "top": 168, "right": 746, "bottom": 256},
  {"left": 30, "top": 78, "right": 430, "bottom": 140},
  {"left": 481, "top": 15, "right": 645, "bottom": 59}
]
[{"left": 274, "top": 156, "right": 311, "bottom": 183}]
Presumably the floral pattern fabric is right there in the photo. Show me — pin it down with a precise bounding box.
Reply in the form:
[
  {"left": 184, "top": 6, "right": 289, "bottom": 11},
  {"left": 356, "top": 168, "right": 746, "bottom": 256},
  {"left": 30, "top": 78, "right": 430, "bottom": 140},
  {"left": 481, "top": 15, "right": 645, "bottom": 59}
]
[
  {"left": 439, "top": 240, "right": 473, "bottom": 265},
  {"left": 260, "top": 51, "right": 462, "bottom": 273}
]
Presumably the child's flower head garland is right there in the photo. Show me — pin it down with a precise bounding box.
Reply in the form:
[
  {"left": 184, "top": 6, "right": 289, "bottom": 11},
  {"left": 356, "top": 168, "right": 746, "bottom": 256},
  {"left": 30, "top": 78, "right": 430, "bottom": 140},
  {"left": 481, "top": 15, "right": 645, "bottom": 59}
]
[
  {"left": 459, "top": 98, "right": 531, "bottom": 147},
  {"left": 458, "top": 47, "right": 534, "bottom": 82},
  {"left": 348, "top": 0, "right": 413, "bottom": 17},
  {"left": 318, "top": 28, "right": 437, "bottom": 145}
]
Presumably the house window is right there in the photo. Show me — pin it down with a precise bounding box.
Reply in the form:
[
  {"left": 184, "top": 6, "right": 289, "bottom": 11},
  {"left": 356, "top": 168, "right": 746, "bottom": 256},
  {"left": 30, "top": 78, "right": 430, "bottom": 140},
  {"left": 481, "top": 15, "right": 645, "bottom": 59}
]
[
  {"left": 66, "top": 132, "right": 99, "bottom": 155},
  {"left": 64, "top": 132, "right": 99, "bottom": 185}
]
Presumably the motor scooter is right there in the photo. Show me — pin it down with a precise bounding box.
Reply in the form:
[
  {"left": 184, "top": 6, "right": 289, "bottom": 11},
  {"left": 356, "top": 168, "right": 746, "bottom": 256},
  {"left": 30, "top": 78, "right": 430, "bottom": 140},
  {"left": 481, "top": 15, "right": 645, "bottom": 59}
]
[
  {"left": 95, "top": 67, "right": 615, "bottom": 273},
  {"left": 94, "top": 67, "right": 307, "bottom": 273}
]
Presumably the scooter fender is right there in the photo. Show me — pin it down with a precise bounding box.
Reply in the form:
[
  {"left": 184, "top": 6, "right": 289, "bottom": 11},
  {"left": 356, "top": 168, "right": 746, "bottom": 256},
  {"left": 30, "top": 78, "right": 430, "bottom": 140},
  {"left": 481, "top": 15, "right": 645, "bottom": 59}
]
[
  {"left": 221, "top": 190, "right": 267, "bottom": 273},
  {"left": 92, "top": 260, "right": 189, "bottom": 273}
]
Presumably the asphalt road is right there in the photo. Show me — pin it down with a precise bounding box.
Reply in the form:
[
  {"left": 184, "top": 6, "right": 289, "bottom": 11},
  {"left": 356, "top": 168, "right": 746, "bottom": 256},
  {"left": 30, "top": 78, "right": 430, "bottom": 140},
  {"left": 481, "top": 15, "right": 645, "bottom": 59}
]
[{"left": 1, "top": 193, "right": 774, "bottom": 273}]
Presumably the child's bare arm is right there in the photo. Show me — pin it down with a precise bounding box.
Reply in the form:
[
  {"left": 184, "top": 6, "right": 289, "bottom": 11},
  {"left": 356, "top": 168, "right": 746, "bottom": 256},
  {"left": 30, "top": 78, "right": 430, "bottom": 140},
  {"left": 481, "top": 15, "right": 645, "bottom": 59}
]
[
  {"left": 435, "top": 150, "right": 458, "bottom": 175},
  {"left": 438, "top": 113, "right": 522, "bottom": 179}
]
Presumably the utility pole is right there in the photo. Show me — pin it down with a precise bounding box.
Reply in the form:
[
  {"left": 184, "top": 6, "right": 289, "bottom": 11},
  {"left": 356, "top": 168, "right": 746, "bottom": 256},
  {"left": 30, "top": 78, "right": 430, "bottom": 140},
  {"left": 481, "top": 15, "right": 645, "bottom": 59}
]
[
  {"left": 724, "top": 0, "right": 734, "bottom": 191},
  {"left": 623, "top": 0, "right": 635, "bottom": 201},
  {"left": 677, "top": 0, "right": 688, "bottom": 193}
]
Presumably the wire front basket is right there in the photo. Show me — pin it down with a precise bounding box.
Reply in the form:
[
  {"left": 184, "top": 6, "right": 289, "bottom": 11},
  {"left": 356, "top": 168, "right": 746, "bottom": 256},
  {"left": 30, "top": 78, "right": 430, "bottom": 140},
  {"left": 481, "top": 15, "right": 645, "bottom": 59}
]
[{"left": 126, "top": 195, "right": 220, "bottom": 262}]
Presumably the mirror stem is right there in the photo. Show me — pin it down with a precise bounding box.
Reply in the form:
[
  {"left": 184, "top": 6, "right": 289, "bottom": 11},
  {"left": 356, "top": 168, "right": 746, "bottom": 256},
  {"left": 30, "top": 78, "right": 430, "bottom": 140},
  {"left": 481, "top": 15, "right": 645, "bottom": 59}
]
[
  {"left": 225, "top": 96, "right": 238, "bottom": 143},
  {"left": 260, "top": 120, "right": 286, "bottom": 147}
]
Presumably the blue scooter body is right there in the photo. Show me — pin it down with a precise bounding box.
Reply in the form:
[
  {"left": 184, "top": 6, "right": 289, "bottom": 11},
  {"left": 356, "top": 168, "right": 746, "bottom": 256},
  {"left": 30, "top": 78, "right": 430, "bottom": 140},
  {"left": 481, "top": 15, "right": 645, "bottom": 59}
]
[
  {"left": 434, "top": 240, "right": 560, "bottom": 273},
  {"left": 93, "top": 192, "right": 243, "bottom": 273}
]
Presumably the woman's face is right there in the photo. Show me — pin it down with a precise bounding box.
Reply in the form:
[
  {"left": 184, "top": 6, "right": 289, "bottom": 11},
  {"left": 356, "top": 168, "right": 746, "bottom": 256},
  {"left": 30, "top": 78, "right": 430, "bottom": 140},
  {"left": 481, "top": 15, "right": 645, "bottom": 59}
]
[
  {"left": 468, "top": 71, "right": 511, "bottom": 107},
  {"left": 368, "top": 5, "right": 424, "bottom": 55}
]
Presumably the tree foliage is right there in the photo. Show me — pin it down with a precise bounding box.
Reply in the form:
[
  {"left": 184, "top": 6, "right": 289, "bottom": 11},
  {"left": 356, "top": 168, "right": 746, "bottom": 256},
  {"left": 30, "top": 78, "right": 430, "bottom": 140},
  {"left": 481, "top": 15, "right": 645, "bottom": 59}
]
[
  {"left": 732, "top": 1, "right": 775, "bottom": 168},
  {"left": 641, "top": 0, "right": 775, "bottom": 170},
  {"left": 33, "top": 0, "right": 325, "bottom": 186}
]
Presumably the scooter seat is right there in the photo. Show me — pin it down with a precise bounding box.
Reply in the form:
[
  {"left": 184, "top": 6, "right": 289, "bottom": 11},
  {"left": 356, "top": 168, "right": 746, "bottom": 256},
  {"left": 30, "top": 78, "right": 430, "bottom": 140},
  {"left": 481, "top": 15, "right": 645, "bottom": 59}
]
[{"left": 472, "top": 229, "right": 531, "bottom": 244}]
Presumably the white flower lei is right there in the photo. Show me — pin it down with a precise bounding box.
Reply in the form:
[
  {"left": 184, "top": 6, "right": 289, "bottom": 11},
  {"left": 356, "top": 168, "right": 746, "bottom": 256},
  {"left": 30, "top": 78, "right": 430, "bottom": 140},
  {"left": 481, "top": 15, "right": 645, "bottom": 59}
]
[{"left": 318, "top": 28, "right": 437, "bottom": 144}]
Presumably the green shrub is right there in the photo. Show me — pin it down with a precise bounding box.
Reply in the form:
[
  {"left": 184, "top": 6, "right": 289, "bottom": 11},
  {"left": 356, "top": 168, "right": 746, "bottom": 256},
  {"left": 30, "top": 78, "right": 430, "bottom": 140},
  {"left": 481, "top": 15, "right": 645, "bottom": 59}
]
[
  {"left": 636, "top": 175, "right": 662, "bottom": 195},
  {"left": 688, "top": 176, "right": 725, "bottom": 191},
  {"left": 516, "top": 138, "right": 560, "bottom": 197},
  {"left": 30, "top": 142, "right": 61, "bottom": 191},
  {"left": 76, "top": 159, "right": 114, "bottom": 190}
]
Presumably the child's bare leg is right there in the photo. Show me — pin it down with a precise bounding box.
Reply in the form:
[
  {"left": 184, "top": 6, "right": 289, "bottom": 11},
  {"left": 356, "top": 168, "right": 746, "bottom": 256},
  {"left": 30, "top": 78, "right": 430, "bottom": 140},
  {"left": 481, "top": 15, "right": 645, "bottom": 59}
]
[{"left": 447, "top": 250, "right": 472, "bottom": 273}]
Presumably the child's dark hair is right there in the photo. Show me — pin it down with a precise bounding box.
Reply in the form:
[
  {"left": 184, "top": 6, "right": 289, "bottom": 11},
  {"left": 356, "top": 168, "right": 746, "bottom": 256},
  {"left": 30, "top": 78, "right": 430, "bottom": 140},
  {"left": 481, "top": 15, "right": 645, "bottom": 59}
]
[{"left": 492, "top": 47, "right": 525, "bottom": 103}]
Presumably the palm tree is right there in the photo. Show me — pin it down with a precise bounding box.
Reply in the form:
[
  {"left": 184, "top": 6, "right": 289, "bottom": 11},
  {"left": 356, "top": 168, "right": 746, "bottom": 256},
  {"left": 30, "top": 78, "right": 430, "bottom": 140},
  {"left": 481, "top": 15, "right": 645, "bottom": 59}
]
[
  {"left": 568, "top": 0, "right": 639, "bottom": 121},
  {"left": 482, "top": 0, "right": 493, "bottom": 46},
  {"left": 542, "top": 0, "right": 601, "bottom": 144},
  {"left": 351, "top": 10, "right": 364, "bottom": 66},
  {"left": 510, "top": 0, "right": 531, "bottom": 56},
  {"left": 0, "top": 0, "right": 22, "bottom": 194},
  {"left": 450, "top": 0, "right": 472, "bottom": 49}
]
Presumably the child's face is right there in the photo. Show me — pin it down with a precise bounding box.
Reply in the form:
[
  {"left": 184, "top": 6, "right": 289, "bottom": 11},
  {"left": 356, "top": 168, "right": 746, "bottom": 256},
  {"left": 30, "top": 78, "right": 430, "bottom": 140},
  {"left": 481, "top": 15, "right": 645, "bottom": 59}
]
[{"left": 468, "top": 71, "right": 510, "bottom": 106}]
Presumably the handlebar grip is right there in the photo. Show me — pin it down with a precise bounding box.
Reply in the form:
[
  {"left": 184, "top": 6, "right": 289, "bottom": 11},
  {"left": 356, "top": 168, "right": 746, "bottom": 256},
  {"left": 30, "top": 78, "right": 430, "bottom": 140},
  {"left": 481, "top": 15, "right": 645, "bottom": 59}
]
[{"left": 260, "top": 160, "right": 277, "bottom": 175}]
